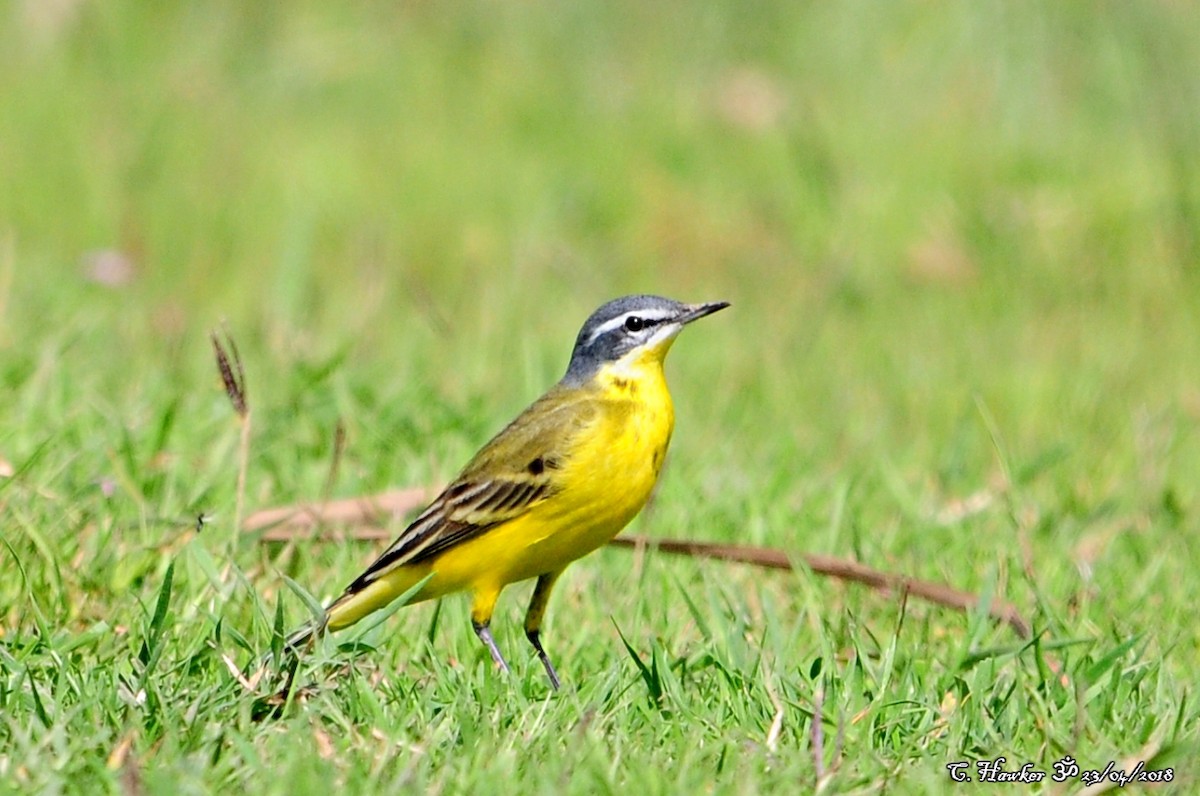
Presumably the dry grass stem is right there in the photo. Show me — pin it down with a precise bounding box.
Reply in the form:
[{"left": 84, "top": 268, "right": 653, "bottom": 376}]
[{"left": 210, "top": 325, "right": 251, "bottom": 542}]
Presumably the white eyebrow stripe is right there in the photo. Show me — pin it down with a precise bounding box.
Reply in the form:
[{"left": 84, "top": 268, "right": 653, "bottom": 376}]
[{"left": 584, "top": 309, "right": 675, "bottom": 344}]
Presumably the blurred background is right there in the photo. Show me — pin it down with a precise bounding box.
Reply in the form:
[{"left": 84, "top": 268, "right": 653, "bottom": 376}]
[
  {"left": 2, "top": 0, "right": 1200, "bottom": 630},
  {"left": 3, "top": 5, "right": 1200, "bottom": 787}
]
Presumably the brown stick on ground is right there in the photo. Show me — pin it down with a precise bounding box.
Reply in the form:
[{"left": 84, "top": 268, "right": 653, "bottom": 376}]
[
  {"left": 609, "top": 536, "right": 1031, "bottom": 638},
  {"left": 246, "top": 492, "right": 1032, "bottom": 639},
  {"left": 243, "top": 488, "right": 429, "bottom": 533}
]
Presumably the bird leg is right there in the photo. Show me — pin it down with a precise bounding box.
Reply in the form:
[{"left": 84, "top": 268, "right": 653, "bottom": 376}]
[
  {"left": 472, "top": 620, "right": 511, "bottom": 674},
  {"left": 470, "top": 586, "right": 510, "bottom": 673},
  {"left": 524, "top": 570, "right": 563, "bottom": 690}
]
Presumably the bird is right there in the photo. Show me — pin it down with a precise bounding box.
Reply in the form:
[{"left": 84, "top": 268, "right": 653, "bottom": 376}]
[{"left": 286, "top": 294, "right": 729, "bottom": 689}]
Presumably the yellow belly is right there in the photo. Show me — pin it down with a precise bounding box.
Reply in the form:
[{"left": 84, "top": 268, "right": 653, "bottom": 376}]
[
  {"left": 430, "top": 371, "right": 672, "bottom": 591},
  {"left": 328, "top": 357, "right": 675, "bottom": 629}
]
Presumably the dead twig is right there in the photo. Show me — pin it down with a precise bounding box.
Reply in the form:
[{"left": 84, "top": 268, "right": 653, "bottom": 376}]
[
  {"left": 322, "top": 421, "right": 347, "bottom": 507},
  {"left": 245, "top": 491, "right": 1032, "bottom": 639},
  {"left": 763, "top": 666, "right": 784, "bottom": 758},
  {"left": 1071, "top": 733, "right": 1169, "bottom": 796},
  {"left": 610, "top": 536, "right": 1031, "bottom": 639},
  {"left": 244, "top": 488, "right": 429, "bottom": 534},
  {"left": 811, "top": 683, "right": 825, "bottom": 784}
]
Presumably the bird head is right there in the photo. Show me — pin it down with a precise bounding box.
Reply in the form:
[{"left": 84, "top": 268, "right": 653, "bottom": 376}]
[{"left": 563, "top": 295, "right": 729, "bottom": 385}]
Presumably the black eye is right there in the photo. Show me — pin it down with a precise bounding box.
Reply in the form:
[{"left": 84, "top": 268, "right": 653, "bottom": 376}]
[{"left": 624, "top": 316, "right": 645, "bottom": 332}]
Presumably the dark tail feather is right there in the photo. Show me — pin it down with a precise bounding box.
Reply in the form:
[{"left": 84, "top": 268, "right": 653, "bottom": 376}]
[
  {"left": 284, "top": 620, "right": 322, "bottom": 652},
  {"left": 270, "top": 585, "right": 360, "bottom": 663},
  {"left": 284, "top": 608, "right": 331, "bottom": 653},
  {"left": 256, "top": 613, "right": 328, "bottom": 670}
]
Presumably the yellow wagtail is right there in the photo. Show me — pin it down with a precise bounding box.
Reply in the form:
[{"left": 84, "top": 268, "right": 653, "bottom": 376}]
[{"left": 288, "top": 295, "right": 728, "bottom": 688}]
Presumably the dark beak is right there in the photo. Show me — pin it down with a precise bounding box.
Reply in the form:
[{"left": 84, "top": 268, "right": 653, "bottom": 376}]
[{"left": 678, "top": 301, "right": 731, "bottom": 324}]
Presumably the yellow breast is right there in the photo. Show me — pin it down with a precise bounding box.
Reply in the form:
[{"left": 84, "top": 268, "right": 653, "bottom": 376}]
[
  {"left": 534, "top": 351, "right": 676, "bottom": 553},
  {"left": 446, "top": 346, "right": 675, "bottom": 588}
]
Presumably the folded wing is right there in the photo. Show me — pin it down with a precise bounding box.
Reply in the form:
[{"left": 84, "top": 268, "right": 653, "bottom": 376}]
[{"left": 340, "top": 387, "right": 599, "bottom": 595}]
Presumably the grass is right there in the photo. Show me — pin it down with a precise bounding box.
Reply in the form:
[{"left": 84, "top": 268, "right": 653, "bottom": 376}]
[{"left": 2, "top": 0, "right": 1199, "bottom": 791}]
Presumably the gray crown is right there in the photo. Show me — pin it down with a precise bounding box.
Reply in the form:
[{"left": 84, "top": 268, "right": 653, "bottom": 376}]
[{"left": 562, "top": 295, "right": 691, "bottom": 385}]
